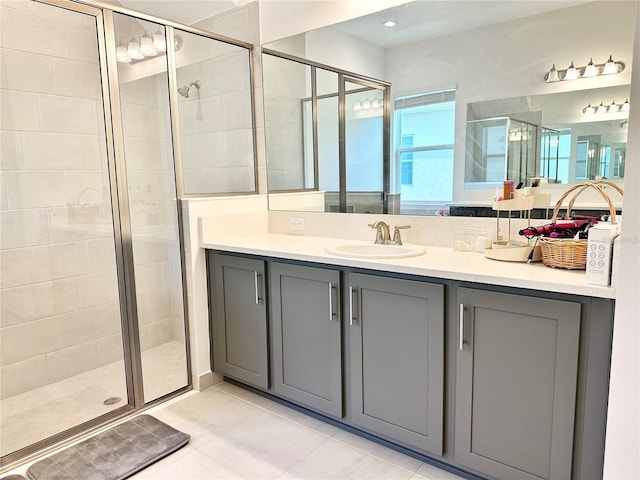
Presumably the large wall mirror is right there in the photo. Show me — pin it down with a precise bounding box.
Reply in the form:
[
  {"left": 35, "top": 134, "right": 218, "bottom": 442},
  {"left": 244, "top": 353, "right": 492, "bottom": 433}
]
[{"left": 262, "top": 0, "right": 636, "bottom": 215}]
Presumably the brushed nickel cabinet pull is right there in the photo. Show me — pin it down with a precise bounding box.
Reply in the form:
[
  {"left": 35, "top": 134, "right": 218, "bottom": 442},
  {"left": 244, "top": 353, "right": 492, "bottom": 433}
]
[
  {"left": 254, "top": 271, "right": 261, "bottom": 305},
  {"left": 328, "top": 282, "right": 336, "bottom": 321}
]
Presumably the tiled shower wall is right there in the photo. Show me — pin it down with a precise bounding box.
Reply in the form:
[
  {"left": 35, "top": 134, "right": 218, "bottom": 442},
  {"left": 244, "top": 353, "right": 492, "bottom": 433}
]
[
  {"left": 263, "top": 36, "right": 307, "bottom": 191},
  {"left": 0, "top": 1, "right": 122, "bottom": 399}
]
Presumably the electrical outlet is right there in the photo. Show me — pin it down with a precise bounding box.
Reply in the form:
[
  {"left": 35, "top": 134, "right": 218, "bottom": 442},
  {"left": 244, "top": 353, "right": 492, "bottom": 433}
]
[{"left": 290, "top": 217, "right": 305, "bottom": 231}]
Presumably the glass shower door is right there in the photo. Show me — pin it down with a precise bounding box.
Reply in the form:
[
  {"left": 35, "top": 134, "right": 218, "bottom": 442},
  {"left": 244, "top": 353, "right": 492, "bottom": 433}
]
[
  {"left": 111, "top": 13, "right": 189, "bottom": 404},
  {"left": 0, "top": 1, "right": 130, "bottom": 459}
]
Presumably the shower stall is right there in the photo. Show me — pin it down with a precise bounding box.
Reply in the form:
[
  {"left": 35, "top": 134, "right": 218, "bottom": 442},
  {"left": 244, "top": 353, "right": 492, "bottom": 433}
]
[{"left": 0, "top": 0, "right": 256, "bottom": 465}]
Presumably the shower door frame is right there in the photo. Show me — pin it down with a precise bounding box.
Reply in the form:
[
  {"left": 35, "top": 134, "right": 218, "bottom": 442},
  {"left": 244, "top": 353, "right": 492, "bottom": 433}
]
[{"left": 0, "top": 0, "right": 258, "bottom": 466}]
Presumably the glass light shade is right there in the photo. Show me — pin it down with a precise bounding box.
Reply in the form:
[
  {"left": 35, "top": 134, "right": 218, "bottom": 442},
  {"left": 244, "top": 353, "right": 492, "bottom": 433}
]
[
  {"left": 602, "top": 55, "right": 618, "bottom": 75},
  {"left": 140, "top": 32, "right": 156, "bottom": 57},
  {"left": 153, "top": 28, "right": 166, "bottom": 52},
  {"left": 545, "top": 64, "right": 559, "bottom": 82},
  {"left": 116, "top": 45, "right": 131, "bottom": 63},
  {"left": 127, "top": 36, "right": 144, "bottom": 60},
  {"left": 596, "top": 102, "right": 608, "bottom": 114},
  {"left": 608, "top": 101, "right": 620, "bottom": 113},
  {"left": 583, "top": 103, "right": 595, "bottom": 115},
  {"left": 362, "top": 99, "right": 371, "bottom": 109},
  {"left": 353, "top": 102, "right": 362, "bottom": 111},
  {"left": 621, "top": 99, "right": 630, "bottom": 112},
  {"left": 564, "top": 61, "right": 579, "bottom": 80},
  {"left": 583, "top": 58, "right": 598, "bottom": 77}
]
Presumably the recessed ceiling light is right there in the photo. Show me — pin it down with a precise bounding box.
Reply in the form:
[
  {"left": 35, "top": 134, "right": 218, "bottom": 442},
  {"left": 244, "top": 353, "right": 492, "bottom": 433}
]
[{"left": 383, "top": 20, "right": 397, "bottom": 27}]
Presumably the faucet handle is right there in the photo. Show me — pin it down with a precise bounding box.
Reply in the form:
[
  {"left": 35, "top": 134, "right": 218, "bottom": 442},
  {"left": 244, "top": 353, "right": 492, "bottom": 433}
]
[{"left": 392, "top": 225, "right": 410, "bottom": 245}]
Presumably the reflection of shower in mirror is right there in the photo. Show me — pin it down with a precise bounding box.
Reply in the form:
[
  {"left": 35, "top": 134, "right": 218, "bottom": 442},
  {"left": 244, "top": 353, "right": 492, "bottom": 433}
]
[{"left": 178, "top": 80, "right": 201, "bottom": 98}]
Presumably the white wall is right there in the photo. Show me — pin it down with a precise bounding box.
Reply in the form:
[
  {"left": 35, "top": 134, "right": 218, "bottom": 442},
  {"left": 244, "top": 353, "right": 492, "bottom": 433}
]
[{"left": 603, "top": 2, "right": 640, "bottom": 477}]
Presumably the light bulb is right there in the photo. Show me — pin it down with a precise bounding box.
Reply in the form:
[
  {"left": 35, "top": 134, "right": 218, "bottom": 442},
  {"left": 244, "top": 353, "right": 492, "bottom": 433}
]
[
  {"left": 608, "top": 101, "right": 620, "bottom": 113},
  {"left": 545, "top": 64, "right": 559, "bottom": 82},
  {"left": 602, "top": 55, "right": 619, "bottom": 75},
  {"left": 564, "top": 61, "right": 579, "bottom": 80},
  {"left": 583, "top": 103, "right": 595, "bottom": 115},
  {"left": 621, "top": 99, "right": 630, "bottom": 112},
  {"left": 116, "top": 44, "right": 131, "bottom": 63},
  {"left": 583, "top": 58, "right": 598, "bottom": 77},
  {"left": 153, "top": 28, "right": 166, "bottom": 52},
  {"left": 596, "top": 102, "right": 608, "bottom": 114},
  {"left": 140, "top": 32, "right": 156, "bottom": 57},
  {"left": 127, "top": 36, "right": 143, "bottom": 60}
]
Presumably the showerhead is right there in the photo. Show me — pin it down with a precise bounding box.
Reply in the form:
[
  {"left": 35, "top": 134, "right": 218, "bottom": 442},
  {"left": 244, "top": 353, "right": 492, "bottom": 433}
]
[{"left": 178, "top": 80, "right": 201, "bottom": 98}]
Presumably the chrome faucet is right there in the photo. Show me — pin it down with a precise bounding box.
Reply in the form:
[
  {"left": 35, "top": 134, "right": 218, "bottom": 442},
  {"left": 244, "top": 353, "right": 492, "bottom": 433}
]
[{"left": 368, "top": 221, "right": 391, "bottom": 244}]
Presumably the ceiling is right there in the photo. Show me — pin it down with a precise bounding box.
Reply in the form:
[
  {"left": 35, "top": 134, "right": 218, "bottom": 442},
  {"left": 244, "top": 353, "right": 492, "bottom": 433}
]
[
  {"left": 328, "top": 0, "right": 596, "bottom": 49},
  {"left": 113, "top": 0, "right": 596, "bottom": 48}
]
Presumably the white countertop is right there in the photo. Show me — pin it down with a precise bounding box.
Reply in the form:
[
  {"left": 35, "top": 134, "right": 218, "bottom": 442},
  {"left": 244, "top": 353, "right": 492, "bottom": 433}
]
[{"left": 202, "top": 232, "right": 616, "bottom": 299}]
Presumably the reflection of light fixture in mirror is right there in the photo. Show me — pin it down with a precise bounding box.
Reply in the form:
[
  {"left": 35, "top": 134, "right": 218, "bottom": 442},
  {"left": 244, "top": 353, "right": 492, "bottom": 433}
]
[
  {"left": 544, "top": 55, "right": 625, "bottom": 82},
  {"left": 584, "top": 100, "right": 629, "bottom": 114},
  {"left": 383, "top": 20, "right": 397, "bottom": 27},
  {"left": 140, "top": 32, "right": 156, "bottom": 57},
  {"left": 353, "top": 97, "right": 383, "bottom": 112}
]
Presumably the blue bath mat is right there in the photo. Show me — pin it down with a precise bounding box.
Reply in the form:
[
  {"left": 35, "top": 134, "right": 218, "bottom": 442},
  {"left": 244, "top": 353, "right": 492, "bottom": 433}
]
[{"left": 26, "top": 415, "right": 189, "bottom": 480}]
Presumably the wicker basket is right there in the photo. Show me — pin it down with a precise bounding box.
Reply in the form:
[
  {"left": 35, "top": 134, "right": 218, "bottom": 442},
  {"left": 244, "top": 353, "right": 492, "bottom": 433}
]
[{"left": 539, "top": 180, "right": 622, "bottom": 270}]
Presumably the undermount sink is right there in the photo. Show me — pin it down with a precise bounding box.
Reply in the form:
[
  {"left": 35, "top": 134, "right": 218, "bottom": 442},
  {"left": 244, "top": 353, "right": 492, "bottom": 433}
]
[{"left": 325, "top": 242, "right": 426, "bottom": 259}]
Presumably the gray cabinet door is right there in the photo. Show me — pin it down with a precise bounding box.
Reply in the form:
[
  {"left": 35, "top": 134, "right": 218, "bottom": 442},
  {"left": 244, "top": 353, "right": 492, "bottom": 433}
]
[
  {"left": 270, "top": 263, "right": 342, "bottom": 418},
  {"left": 210, "top": 253, "right": 268, "bottom": 389},
  {"left": 455, "top": 287, "right": 581, "bottom": 480},
  {"left": 348, "top": 273, "right": 444, "bottom": 456}
]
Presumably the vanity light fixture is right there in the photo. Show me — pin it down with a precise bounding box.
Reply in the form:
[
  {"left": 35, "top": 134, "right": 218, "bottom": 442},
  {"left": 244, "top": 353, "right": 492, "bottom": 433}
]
[
  {"left": 582, "top": 99, "right": 630, "bottom": 114},
  {"left": 383, "top": 20, "right": 397, "bottom": 27},
  {"left": 544, "top": 55, "right": 625, "bottom": 82},
  {"left": 116, "top": 32, "right": 182, "bottom": 63}
]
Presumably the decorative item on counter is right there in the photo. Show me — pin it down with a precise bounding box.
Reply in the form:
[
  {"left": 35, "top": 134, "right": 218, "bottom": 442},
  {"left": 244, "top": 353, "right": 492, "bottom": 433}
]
[
  {"left": 484, "top": 195, "right": 543, "bottom": 263},
  {"left": 531, "top": 180, "right": 623, "bottom": 269}
]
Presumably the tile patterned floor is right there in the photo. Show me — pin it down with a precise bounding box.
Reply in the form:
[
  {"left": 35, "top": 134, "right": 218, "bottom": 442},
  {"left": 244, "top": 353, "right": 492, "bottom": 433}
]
[
  {"left": 4, "top": 380, "right": 466, "bottom": 479},
  {"left": 1, "top": 341, "right": 187, "bottom": 456}
]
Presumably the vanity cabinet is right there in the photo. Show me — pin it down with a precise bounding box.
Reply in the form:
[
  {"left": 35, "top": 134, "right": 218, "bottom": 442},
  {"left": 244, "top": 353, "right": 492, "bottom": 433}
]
[
  {"left": 270, "top": 262, "right": 343, "bottom": 418},
  {"left": 348, "top": 273, "right": 445, "bottom": 456},
  {"left": 209, "top": 253, "right": 269, "bottom": 389},
  {"left": 454, "top": 287, "right": 581, "bottom": 480},
  {"left": 207, "top": 250, "right": 613, "bottom": 480}
]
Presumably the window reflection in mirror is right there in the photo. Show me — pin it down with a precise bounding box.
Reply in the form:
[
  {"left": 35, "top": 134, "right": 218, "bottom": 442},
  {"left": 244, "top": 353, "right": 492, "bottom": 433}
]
[{"left": 263, "top": 0, "right": 635, "bottom": 215}]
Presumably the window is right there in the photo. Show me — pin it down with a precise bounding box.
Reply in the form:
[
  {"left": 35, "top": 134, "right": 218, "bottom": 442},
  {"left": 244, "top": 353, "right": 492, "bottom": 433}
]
[
  {"left": 400, "top": 135, "right": 414, "bottom": 185},
  {"left": 394, "top": 90, "right": 455, "bottom": 205}
]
